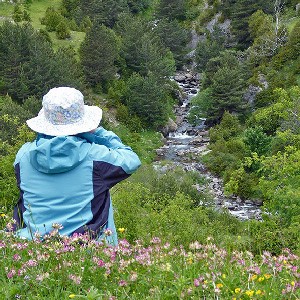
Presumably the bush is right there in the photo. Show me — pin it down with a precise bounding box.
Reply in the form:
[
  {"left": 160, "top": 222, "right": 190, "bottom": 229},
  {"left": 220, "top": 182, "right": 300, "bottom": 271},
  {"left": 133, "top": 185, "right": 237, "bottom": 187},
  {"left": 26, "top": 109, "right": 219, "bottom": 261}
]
[
  {"left": 55, "top": 20, "right": 71, "bottom": 39},
  {"left": 41, "top": 7, "right": 65, "bottom": 32}
]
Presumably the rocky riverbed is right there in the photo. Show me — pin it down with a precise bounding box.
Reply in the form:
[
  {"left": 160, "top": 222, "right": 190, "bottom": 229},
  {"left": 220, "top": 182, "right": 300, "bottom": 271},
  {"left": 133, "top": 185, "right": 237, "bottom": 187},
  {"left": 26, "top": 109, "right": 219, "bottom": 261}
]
[{"left": 155, "top": 71, "right": 263, "bottom": 221}]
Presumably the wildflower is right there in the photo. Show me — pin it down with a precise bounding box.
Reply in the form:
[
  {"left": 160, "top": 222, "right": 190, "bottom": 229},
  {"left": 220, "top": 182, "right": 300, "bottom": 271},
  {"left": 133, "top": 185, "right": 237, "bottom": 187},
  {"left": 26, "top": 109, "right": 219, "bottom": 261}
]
[
  {"left": 118, "top": 280, "right": 128, "bottom": 287},
  {"left": 161, "top": 263, "right": 172, "bottom": 272},
  {"left": 118, "top": 227, "right": 125, "bottom": 233},
  {"left": 264, "top": 274, "right": 271, "bottom": 279},
  {"left": 69, "top": 294, "right": 76, "bottom": 299},
  {"left": 13, "top": 254, "right": 21, "bottom": 261},
  {"left": 256, "top": 290, "right": 262, "bottom": 295},
  {"left": 69, "top": 274, "right": 82, "bottom": 285},
  {"left": 7, "top": 269, "right": 16, "bottom": 279},
  {"left": 245, "top": 290, "right": 254, "bottom": 297},
  {"left": 250, "top": 274, "right": 257, "bottom": 281},
  {"left": 52, "top": 223, "right": 63, "bottom": 230},
  {"left": 216, "top": 283, "right": 223, "bottom": 288},
  {"left": 258, "top": 276, "right": 265, "bottom": 282},
  {"left": 194, "top": 278, "right": 200, "bottom": 287},
  {"left": 222, "top": 274, "right": 226, "bottom": 279},
  {"left": 0, "top": 213, "right": 6, "bottom": 217},
  {"left": 235, "top": 288, "right": 241, "bottom": 294},
  {"left": 104, "top": 229, "right": 112, "bottom": 236},
  {"left": 150, "top": 237, "right": 161, "bottom": 244},
  {"left": 130, "top": 272, "right": 138, "bottom": 281}
]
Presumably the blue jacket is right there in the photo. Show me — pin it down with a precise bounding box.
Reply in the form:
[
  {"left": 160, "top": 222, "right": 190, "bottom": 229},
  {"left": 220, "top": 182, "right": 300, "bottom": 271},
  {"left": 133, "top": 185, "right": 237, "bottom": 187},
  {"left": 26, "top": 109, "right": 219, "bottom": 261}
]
[{"left": 13, "top": 127, "right": 141, "bottom": 244}]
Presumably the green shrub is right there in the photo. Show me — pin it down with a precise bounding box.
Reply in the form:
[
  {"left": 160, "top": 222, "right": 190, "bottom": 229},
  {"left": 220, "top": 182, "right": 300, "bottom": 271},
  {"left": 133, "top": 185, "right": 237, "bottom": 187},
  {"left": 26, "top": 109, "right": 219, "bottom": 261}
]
[
  {"left": 56, "top": 19, "right": 71, "bottom": 39},
  {"left": 209, "top": 112, "right": 243, "bottom": 143},
  {"left": 243, "top": 126, "right": 272, "bottom": 156},
  {"left": 41, "top": 7, "right": 65, "bottom": 32},
  {"left": 0, "top": 122, "right": 35, "bottom": 210}
]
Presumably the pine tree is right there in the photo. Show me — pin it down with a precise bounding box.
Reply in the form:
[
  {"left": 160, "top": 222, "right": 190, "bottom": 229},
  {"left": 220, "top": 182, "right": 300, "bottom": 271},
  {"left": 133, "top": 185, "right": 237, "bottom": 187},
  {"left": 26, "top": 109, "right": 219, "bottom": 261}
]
[
  {"left": 115, "top": 14, "right": 175, "bottom": 78},
  {"left": 154, "top": 18, "right": 190, "bottom": 68},
  {"left": 56, "top": 19, "right": 71, "bottom": 39},
  {"left": 79, "top": 22, "right": 120, "bottom": 88},
  {"left": 156, "top": 0, "right": 187, "bottom": 21},
  {"left": 124, "top": 73, "right": 171, "bottom": 129}
]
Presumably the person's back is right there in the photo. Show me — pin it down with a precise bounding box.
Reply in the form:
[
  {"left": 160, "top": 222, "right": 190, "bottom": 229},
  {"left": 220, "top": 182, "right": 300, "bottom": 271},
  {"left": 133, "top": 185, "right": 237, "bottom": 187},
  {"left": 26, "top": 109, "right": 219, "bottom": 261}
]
[{"left": 13, "top": 87, "right": 141, "bottom": 244}]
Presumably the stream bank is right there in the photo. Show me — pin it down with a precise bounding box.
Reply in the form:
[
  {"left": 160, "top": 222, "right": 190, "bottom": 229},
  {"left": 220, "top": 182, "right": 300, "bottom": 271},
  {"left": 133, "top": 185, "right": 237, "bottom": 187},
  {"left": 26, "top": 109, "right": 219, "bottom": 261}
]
[{"left": 155, "top": 71, "right": 263, "bottom": 221}]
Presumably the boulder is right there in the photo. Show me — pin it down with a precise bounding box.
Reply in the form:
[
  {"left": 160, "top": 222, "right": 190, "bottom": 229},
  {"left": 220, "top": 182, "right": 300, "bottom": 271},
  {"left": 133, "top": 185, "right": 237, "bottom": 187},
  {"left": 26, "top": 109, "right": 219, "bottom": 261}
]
[{"left": 160, "top": 118, "right": 178, "bottom": 137}]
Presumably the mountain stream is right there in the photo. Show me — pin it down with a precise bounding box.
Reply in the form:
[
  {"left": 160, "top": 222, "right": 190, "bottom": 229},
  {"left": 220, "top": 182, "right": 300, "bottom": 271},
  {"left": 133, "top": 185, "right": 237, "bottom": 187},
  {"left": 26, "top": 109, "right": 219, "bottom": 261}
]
[{"left": 155, "top": 71, "right": 263, "bottom": 221}]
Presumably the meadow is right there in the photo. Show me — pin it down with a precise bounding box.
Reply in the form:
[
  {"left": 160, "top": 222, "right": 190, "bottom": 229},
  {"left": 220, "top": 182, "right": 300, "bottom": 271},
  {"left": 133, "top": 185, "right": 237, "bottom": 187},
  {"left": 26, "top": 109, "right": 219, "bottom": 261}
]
[{"left": 0, "top": 220, "right": 299, "bottom": 299}]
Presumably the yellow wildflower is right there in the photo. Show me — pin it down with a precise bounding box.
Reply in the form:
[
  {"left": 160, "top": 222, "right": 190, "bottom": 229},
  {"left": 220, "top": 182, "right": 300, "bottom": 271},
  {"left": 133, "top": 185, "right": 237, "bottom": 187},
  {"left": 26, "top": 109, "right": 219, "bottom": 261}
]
[
  {"left": 187, "top": 258, "right": 193, "bottom": 264},
  {"left": 216, "top": 283, "right": 223, "bottom": 288},
  {"left": 245, "top": 290, "right": 254, "bottom": 297},
  {"left": 222, "top": 274, "right": 226, "bottom": 279},
  {"left": 69, "top": 294, "right": 76, "bottom": 299},
  {"left": 118, "top": 227, "right": 125, "bottom": 233},
  {"left": 264, "top": 274, "right": 271, "bottom": 279},
  {"left": 250, "top": 274, "right": 257, "bottom": 281},
  {"left": 258, "top": 276, "right": 265, "bottom": 282},
  {"left": 291, "top": 281, "right": 295, "bottom": 286},
  {"left": 235, "top": 288, "right": 241, "bottom": 294},
  {"left": 0, "top": 213, "right": 6, "bottom": 217},
  {"left": 256, "top": 290, "right": 262, "bottom": 295}
]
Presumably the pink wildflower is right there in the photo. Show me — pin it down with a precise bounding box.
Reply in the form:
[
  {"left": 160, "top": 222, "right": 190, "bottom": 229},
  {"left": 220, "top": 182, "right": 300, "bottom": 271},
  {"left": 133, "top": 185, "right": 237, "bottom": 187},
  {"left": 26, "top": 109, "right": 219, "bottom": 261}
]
[
  {"left": 118, "top": 280, "right": 128, "bottom": 287},
  {"left": 13, "top": 254, "right": 21, "bottom": 261},
  {"left": 7, "top": 269, "right": 16, "bottom": 279},
  {"left": 69, "top": 274, "right": 82, "bottom": 285}
]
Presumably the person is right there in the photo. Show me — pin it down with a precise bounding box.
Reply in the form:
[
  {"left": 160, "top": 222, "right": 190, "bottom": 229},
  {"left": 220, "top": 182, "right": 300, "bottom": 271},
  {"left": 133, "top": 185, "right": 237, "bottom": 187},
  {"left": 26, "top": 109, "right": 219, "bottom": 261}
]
[{"left": 12, "top": 87, "right": 141, "bottom": 245}]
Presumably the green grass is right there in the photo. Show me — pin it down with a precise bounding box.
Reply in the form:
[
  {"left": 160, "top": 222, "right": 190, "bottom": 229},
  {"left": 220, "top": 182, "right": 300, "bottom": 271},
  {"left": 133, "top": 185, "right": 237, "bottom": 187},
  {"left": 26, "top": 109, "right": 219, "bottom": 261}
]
[
  {"left": 0, "top": 2, "right": 13, "bottom": 19},
  {"left": 0, "top": 0, "right": 85, "bottom": 52}
]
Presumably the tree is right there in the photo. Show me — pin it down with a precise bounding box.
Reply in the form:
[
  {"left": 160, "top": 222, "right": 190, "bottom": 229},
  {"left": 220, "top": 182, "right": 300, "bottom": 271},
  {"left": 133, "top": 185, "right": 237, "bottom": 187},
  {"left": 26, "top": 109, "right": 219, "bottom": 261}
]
[
  {"left": 56, "top": 19, "right": 71, "bottom": 39},
  {"left": 12, "top": 4, "right": 24, "bottom": 23},
  {"left": 287, "top": 20, "right": 300, "bottom": 58},
  {"left": 156, "top": 0, "right": 187, "bottom": 21},
  {"left": 248, "top": 9, "right": 287, "bottom": 61},
  {"left": 79, "top": 23, "right": 120, "bottom": 88},
  {"left": 127, "top": 0, "right": 152, "bottom": 14},
  {"left": 115, "top": 14, "right": 175, "bottom": 78},
  {"left": 124, "top": 73, "right": 171, "bottom": 129},
  {"left": 41, "top": 7, "right": 65, "bottom": 32},
  {"left": 206, "top": 66, "right": 248, "bottom": 124},
  {"left": 79, "top": 0, "right": 129, "bottom": 28},
  {"left": 154, "top": 18, "right": 190, "bottom": 68},
  {"left": 0, "top": 22, "right": 82, "bottom": 102}
]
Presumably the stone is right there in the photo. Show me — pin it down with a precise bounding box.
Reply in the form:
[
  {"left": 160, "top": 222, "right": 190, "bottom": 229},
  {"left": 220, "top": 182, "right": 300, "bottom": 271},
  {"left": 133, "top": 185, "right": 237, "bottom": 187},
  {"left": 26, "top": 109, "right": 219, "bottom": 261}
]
[{"left": 174, "top": 74, "right": 186, "bottom": 82}]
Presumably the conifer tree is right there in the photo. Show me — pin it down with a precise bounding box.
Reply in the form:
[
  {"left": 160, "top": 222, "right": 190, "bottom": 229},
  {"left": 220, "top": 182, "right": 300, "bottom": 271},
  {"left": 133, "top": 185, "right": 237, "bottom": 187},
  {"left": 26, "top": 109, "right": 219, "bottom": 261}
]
[
  {"left": 79, "top": 22, "right": 120, "bottom": 88},
  {"left": 124, "top": 73, "right": 171, "bottom": 129},
  {"left": 115, "top": 14, "right": 175, "bottom": 78}
]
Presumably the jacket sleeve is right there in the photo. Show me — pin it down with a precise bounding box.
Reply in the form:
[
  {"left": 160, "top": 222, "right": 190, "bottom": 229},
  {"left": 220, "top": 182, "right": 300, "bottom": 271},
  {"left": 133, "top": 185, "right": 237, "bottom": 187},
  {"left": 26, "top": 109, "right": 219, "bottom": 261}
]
[{"left": 79, "top": 127, "right": 141, "bottom": 188}]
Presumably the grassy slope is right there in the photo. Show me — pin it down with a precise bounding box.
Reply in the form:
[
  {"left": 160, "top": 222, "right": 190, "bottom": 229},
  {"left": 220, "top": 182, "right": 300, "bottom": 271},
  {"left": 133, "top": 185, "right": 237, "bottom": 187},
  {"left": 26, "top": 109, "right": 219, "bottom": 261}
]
[{"left": 0, "top": 0, "right": 85, "bottom": 52}]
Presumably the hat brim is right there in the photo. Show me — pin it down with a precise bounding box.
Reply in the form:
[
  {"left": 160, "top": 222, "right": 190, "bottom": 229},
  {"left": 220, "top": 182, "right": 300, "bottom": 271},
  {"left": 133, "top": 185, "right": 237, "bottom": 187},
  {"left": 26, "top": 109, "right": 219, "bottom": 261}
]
[{"left": 26, "top": 105, "right": 102, "bottom": 136}]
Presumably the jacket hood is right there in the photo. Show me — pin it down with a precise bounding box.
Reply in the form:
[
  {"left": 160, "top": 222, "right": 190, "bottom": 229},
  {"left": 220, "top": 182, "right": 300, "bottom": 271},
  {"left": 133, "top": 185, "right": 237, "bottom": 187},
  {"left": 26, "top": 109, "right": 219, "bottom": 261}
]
[{"left": 29, "top": 135, "right": 91, "bottom": 174}]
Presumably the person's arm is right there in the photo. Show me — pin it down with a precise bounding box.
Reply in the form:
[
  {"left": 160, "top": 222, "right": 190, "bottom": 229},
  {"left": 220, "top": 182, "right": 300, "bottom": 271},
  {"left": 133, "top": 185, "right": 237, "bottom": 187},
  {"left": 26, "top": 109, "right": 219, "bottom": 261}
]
[
  {"left": 78, "top": 127, "right": 130, "bottom": 150},
  {"left": 79, "top": 127, "right": 141, "bottom": 187}
]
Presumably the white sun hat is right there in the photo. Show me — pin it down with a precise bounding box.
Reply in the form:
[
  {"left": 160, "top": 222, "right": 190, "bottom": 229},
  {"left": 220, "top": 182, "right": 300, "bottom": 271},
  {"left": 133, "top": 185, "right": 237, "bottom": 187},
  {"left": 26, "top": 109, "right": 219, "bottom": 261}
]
[{"left": 26, "top": 87, "right": 102, "bottom": 136}]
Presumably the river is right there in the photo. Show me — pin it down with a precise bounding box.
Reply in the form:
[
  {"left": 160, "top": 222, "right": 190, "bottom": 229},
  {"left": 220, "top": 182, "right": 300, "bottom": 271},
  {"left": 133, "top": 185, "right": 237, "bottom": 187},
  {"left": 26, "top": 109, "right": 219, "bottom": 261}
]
[{"left": 155, "top": 71, "right": 263, "bottom": 221}]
